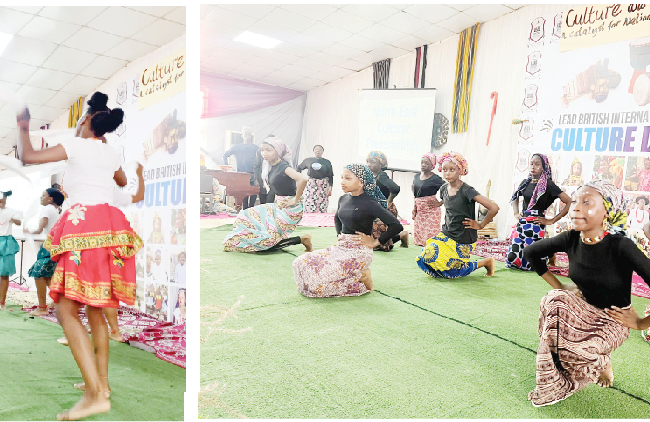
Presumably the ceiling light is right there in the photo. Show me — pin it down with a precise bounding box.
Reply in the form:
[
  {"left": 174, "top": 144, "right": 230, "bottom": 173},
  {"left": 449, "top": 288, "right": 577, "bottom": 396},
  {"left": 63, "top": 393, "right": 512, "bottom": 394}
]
[
  {"left": 0, "top": 32, "right": 12, "bottom": 55},
  {"left": 234, "top": 31, "right": 280, "bottom": 49}
]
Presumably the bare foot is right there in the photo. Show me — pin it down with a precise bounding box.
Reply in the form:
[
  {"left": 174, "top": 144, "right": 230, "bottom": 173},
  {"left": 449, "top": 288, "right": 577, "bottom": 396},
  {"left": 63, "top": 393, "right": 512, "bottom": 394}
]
[
  {"left": 57, "top": 392, "right": 110, "bottom": 421},
  {"left": 484, "top": 257, "right": 496, "bottom": 277},
  {"left": 0, "top": 303, "right": 6, "bottom": 311},
  {"left": 31, "top": 307, "right": 49, "bottom": 316},
  {"left": 597, "top": 362, "right": 614, "bottom": 387},
  {"left": 74, "top": 380, "right": 111, "bottom": 398},
  {"left": 359, "top": 268, "right": 373, "bottom": 291},
  {"left": 109, "top": 330, "right": 124, "bottom": 343},
  {"left": 399, "top": 231, "right": 409, "bottom": 248},
  {"left": 300, "top": 234, "right": 313, "bottom": 252},
  {"left": 57, "top": 337, "right": 69, "bottom": 346}
]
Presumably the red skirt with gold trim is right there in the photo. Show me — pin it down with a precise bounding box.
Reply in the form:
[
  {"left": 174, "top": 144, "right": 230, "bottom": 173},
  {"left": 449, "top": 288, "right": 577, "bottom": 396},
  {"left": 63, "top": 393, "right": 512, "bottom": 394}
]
[{"left": 45, "top": 203, "right": 144, "bottom": 308}]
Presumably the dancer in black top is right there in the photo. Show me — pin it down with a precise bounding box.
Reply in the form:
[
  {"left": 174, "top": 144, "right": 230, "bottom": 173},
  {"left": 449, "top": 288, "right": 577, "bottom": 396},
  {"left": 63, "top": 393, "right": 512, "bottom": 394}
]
[
  {"left": 507, "top": 153, "right": 571, "bottom": 270},
  {"left": 524, "top": 180, "right": 650, "bottom": 407},
  {"left": 297, "top": 145, "right": 334, "bottom": 213},
  {"left": 223, "top": 138, "right": 312, "bottom": 253},
  {"left": 293, "top": 163, "right": 403, "bottom": 297},
  {"left": 412, "top": 153, "right": 445, "bottom": 246},
  {"left": 366, "top": 150, "right": 408, "bottom": 250}
]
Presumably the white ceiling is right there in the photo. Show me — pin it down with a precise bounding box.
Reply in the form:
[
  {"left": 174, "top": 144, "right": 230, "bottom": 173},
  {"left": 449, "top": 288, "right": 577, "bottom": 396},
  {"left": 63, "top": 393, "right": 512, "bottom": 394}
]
[
  {"left": 0, "top": 6, "right": 186, "bottom": 154},
  {"left": 201, "top": 4, "right": 527, "bottom": 93}
]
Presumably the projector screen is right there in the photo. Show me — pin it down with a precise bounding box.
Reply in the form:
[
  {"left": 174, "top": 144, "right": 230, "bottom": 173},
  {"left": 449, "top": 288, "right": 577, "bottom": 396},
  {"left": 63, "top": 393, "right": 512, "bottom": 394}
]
[{"left": 357, "top": 89, "right": 436, "bottom": 172}]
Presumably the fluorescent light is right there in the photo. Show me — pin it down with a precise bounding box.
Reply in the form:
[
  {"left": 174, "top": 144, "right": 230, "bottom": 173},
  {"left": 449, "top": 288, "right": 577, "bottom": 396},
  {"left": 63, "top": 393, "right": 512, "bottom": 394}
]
[
  {"left": 0, "top": 32, "right": 12, "bottom": 55},
  {"left": 234, "top": 31, "right": 280, "bottom": 49}
]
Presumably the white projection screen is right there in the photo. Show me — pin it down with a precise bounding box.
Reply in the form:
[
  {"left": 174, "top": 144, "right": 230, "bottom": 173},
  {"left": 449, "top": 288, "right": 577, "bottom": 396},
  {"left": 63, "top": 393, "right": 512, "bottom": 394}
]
[{"left": 357, "top": 89, "right": 436, "bottom": 171}]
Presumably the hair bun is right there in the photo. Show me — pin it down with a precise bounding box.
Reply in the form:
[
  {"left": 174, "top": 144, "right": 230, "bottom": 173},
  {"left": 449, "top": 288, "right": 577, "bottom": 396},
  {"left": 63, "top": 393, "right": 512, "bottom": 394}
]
[
  {"left": 110, "top": 108, "right": 124, "bottom": 127},
  {"left": 87, "top": 92, "right": 108, "bottom": 110}
]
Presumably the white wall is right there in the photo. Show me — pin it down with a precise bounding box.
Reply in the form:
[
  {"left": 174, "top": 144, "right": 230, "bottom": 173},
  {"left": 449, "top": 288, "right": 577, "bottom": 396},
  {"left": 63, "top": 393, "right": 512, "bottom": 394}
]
[{"left": 299, "top": 4, "right": 565, "bottom": 237}]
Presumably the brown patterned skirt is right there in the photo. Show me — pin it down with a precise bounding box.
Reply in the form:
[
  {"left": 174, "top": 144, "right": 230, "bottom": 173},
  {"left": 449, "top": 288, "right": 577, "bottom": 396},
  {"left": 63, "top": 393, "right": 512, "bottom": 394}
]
[
  {"left": 528, "top": 289, "right": 630, "bottom": 407},
  {"left": 293, "top": 234, "right": 372, "bottom": 298},
  {"left": 372, "top": 202, "right": 398, "bottom": 247}
]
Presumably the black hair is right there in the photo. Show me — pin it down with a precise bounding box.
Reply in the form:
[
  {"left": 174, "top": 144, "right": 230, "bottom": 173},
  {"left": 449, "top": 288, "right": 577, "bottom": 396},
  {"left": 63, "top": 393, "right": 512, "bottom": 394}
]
[
  {"left": 90, "top": 108, "right": 124, "bottom": 137},
  {"left": 313, "top": 144, "right": 324, "bottom": 151},
  {"left": 636, "top": 195, "right": 649, "bottom": 205},
  {"left": 1, "top": 190, "right": 11, "bottom": 198},
  {"left": 86, "top": 92, "right": 109, "bottom": 115},
  {"left": 45, "top": 188, "right": 65, "bottom": 206}
]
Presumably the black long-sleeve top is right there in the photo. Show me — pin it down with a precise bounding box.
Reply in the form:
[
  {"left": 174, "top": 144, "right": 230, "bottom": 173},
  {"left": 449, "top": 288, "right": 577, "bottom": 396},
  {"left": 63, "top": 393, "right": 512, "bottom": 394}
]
[
  {"left": 297, "top": 157, "right": 334, "bottom": 185},
  {"left": 524, "top": 230, "right": 650, "bottom": 309},
  {"left": 376, "top": 171, "right": 400, "bottom": 199},
  {"left": 335, "top": 192, "right": 403, "bottom": 245}
]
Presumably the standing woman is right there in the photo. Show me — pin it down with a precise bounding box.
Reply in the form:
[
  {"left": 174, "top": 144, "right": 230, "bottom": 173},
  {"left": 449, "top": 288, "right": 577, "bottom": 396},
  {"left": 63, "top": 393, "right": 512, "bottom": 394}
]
[
  {"left": 412, "top": 153, "right": 444, "bottom": 246},
  {"left": 223, "top": 138, "right": 312, "bottom": 253},
  {"left": 26, "top": 188, "right": 65, "bottom": 316},
  {"left": 0, "top": 191, "right": 21, "bottom": 310},
  {"left": 293, "top": 164, "right": 403, "bottom": 297},
  {"left": 524, "top": 180, "right": 650, "bottom": 407},
  {"left": 17, "top": 92, "right": 142, "bottom": 421},
  {"left": 416, "top": 152, "right": 498, "bottom": 278},
  {"left": 366, "top": 151, "right": 409, "bottom": 250},
  {"left": 297, "top": 144, "right": 333, "bottom": 213},
  {"left": 507, "top": 154, "right": 571, "bottom": 271}
]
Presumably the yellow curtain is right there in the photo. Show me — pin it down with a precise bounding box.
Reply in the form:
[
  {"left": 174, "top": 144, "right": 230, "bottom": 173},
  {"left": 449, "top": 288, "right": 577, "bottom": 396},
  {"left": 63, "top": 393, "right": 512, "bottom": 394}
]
[
  {"left": 452, "top": 23, "right": 481, "bottom": 133},
  {"left": 67, "top": 97, "right": 84, "bottom": 128}
]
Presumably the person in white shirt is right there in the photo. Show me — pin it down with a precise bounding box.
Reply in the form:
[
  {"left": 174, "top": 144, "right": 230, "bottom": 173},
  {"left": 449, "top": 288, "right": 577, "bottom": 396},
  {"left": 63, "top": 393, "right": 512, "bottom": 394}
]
[
  {"left": 17, "top": 91, "right": 142, "bottom": 421},
  {"left": 0, "top": 191, "right": 22, "bottom": 311},
  {"left": 174, "top": 252, "right": 186, "bottom": 285},
  {"left": 25, "top": 188, "right": 64, "bottom": 316},
  {"left": 151, "top": 250, "right": 168, "bottom": 283}
]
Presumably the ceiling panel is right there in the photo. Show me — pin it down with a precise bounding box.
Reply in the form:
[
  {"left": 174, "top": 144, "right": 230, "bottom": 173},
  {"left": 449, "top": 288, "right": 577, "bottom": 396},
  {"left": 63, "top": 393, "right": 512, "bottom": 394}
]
[
  {"left": 201, "top": 4, "right": 525, "bottom": 93},
  {"left": 0, "top": 6, "right": 185, "bottom": 150}
]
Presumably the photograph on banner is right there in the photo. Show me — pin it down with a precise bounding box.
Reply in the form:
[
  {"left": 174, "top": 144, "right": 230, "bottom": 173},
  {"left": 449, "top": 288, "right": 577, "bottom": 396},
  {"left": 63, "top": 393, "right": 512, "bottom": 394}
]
[
  {"left": 169, "top": 247, "right": 186, "bottom": 285},
  {"left": 513, "top": 10, "right": 650, "bottom": 251}
]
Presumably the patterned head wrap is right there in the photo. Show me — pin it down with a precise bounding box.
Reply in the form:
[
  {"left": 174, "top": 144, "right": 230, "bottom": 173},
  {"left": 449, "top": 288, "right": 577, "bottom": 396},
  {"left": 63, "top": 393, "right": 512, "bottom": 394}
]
[
  {"left": 510, "top": 153, "right": 552, "bottom": 211},
  {"left": 438, "top": 151, "right": 468, "bottom": 176},
  {"left": 367, "top": 151, "right": 388, "bottom": 171},
  {"left": 261, "top": 138, "right": 293, "bottom": 191},
  {"left": 345, "top": 164, "right": 387, "bottom": 208},
  {"left": 422, "top": 152, "right": 437, "bottom": 169},
  {"left": 582, "top": 179, "right": 628, "bottom": 234}
]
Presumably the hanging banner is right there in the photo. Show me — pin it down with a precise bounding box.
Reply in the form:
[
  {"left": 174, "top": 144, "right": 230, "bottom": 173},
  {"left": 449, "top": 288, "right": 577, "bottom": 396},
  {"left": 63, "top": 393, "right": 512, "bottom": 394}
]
[
  {"left": 513, "top": 10, "right": 650, "bottom": 253},
  {"left": 138, "top": 49, "right": 186, "bottom": 111},
  {"left": 560, "top": 4, "right": 650, "bottom": 52}
]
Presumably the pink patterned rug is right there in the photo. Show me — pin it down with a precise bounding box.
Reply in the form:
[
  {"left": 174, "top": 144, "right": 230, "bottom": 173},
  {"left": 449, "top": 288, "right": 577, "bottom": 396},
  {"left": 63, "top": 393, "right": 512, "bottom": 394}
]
[
  {"left": 23, "top": 305, "right": 186, "bottom": 368},
  {"left": 473, "top": 240, "right": 650, "bottom": 300}
]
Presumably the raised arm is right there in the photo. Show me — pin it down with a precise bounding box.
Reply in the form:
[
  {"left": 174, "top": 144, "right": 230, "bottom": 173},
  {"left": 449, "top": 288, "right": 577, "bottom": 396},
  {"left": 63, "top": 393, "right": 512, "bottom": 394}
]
[
  {"left": 17, "top": 109, "right": 67, "bottom": 164},
  {"left": 132, "top": 164, "right": 145, "bottom": 203}
]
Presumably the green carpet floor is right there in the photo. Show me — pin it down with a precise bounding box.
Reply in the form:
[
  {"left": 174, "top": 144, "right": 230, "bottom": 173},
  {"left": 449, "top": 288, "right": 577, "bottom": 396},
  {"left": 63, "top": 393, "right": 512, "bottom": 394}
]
[
  {"left": 0, "top": 304, "right": 185, "bottom": 421},
  {"left": 201, "top": 226, "right": 650, "bottom": 418}
]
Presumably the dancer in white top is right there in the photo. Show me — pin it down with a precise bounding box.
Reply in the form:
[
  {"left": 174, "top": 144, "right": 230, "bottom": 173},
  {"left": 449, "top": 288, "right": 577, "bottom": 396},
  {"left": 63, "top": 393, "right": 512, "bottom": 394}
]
[
  {"left": 26, "top": 188, "right": 65, "bottom": 316},
  {"left": 0, "top": 191, "right": 21, "bottom": 310}
]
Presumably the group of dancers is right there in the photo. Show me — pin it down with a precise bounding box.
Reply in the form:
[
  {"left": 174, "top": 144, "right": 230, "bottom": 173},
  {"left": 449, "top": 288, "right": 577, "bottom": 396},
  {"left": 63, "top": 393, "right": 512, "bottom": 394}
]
[
  {"left": 222, "top": 137, "right": 650, "bottom": 408},
  {"left": 0, "top": 92, "right": 144, "bottom": 420}
]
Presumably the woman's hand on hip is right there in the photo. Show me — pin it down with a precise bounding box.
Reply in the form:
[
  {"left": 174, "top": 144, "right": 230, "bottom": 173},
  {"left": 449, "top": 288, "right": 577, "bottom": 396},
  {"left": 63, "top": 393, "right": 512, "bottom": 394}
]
[
  {"left": 606, "top": 305, "right": 642, "bottom": 330},
  {"left": 353, "top": 231, "right": 379, "bottom": 249}
]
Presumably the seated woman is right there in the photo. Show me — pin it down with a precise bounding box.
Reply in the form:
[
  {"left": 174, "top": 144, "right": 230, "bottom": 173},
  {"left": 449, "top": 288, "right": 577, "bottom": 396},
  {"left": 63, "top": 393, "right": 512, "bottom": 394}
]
[
  {"left": 524, "top": 180, "right": 650, "bottom": 407},
  {"left": 223, "top": 138, "right": 312, "bottom": 253},
  {"left": 416, "top": 152, "right": 498, "bottom": 278},
  {"left": 412, "top": 153, "right": 444, "bottom": 246},
  {"left": 293, "top": 164, "right": 403, "bottom": 297},
  {"left": 507, "top": 153, "right": 571, "bottom": 270},
  {"left": 366, "top": 150, "right": 409, "bottom": 250}
]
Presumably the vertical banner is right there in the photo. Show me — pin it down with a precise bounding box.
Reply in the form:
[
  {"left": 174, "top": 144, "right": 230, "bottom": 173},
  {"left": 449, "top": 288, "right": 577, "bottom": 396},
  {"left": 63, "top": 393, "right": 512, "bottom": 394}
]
[
  {"left": 513, "top": 10, "right": 650, "bottom": 253},
  {"left": 109, "top": 48, "right": 187, "bottom": 323}
]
